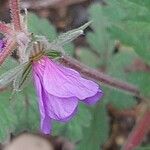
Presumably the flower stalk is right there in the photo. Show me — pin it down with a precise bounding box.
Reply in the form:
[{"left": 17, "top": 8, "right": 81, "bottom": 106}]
[
  {"left": 0, "top": 0, "right": 29, "bottom": 65},
  {"left": 0, "top": 23, "right": 13, "bottom": 35},
  {"left": 9, "top": 0, "right": 22, "bottom": 31},
  {"left": 0, "top": 40, "right": 17, "bottom": 64},
  {"left": 123, "top": 109, "right": 150, "bottom": 150}
]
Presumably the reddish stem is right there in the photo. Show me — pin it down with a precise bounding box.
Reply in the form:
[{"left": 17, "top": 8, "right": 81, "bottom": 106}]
[
  {"left": 9, "top": 0, "right": 22, "bottom": 31},
  {"left": 123, "top": 110, "right": 150, "bottom": 150},
  {"left": 0, "top": 22, "right": 13, "bottom": 35},
  {"left": 0, "top": 40, "right": 16, "bottom": 65}
]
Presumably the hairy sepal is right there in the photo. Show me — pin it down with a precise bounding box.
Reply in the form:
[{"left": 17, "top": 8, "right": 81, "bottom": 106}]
[
  {"left": 13, "top": 63, "right": 32, "bottom": 91},
  {"left": 48, "top": 22, "right": 92, "bottom": 51},
  {"left": 0, "top": 62, "right": 28, "bottom": 88}
]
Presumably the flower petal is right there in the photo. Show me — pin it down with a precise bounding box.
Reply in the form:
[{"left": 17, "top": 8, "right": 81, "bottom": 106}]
[
  {"left": 82, "top": 90, "right": 103, "bottom": 105},
  {"left": 43, "top": 57, "right": 100, "bottom": 99},
  {"left": 0, "top": 40, "right": 4, "bottom": 51},
  {"left": 32, "top": 70, "right": 51, "bottom": 134},
  {"left": 33, "top": 63, "right": 78, "bottom": 126},
  {"left": 44, "top": 91, "right": 78, "bottom": 121},
  {"left": 41, "top": 116, "right": 51, "bottom": 134}
]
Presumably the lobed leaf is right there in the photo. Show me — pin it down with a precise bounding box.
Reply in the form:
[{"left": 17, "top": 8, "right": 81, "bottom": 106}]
[
  {"left": 27, "top": 13, "right": 57, "bottom": 41},
  {"left": 0, "top": 91, "right": 17, "bottom": 141},
  {"left": 52, "top": 104, "right": 92, "bottom": 141},
  {"left": 77, "top": 101, "right": 109, "bottom": 150},
  {"left": 12, "top": 85, "right": 39, "bottom": 133}
]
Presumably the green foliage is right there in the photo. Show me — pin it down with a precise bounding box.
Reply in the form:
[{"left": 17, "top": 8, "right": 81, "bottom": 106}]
[
  {"left": 136, "top": 145, "right": 150, "bottom": 150},
  {"left": 0, "top": 57, "right": 18, "bottom": 74},
  {"left": 53, "top": 104, "right": 92, "bottom": 141},
  {"left": 12, "top": 85, "right": 39, "bottom": 133},
  {"left": 102, "top": 0, "right": 150, "bottom": 104},
  {"left": 0, "top": 58, "right": 39, "bottom": 140},
  {"left": 76, "top": 1, "right": 150, "bottom": 148},
  {"left": 0, "top": 87, "right": 39, "bottom": 139},
  {"left": 76, "top": 47, "right": 100, "bottom": 68},
  {"left": 128, "top": 72, "right": 150, "bottom": 98},
  {"left": 0, "top": 91, "right": 17, "bottom": 141},
  {"left": 129, "top": 0, "right": 150, "bottom": 11},
  {"left": 106, "top": 50, "right": 138, "bottom": 109},
  {"left": 77, "top": 101, "right": 109, "bottom": 150},
  {"left": 103, "top": 0, "right": 150, "bottom": 64},
  {"left": 0, "top": 57, "right": 39, "bottom": 139},
  {"left": 27, "top": 13, "right": 57, "bottom": 41},
  {"left": 87, "top": 4, "right": 114, "bottom": 66}
]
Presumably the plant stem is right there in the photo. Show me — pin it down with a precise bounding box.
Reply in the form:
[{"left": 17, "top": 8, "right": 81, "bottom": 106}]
[
  {"left": 123, "top": 110, "right": 150, "bottom": 150},
  {"left": 0, "top": 23, "right": 13, "bottom": 35},
  {"left": 9, "top": 0, "right": 22, "bottom": 31},
  {"left": 0, "top": 40, "right": 16, "bottom": 65}
]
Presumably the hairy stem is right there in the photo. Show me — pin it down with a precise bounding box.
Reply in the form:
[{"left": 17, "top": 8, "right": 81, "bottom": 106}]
[
  {"left": 60, "top": 56, "right": 140, "bottom": 96},
  {"left": 123, "top": 110, "right": 150, "bottom": 150},
  {"left": 0, "top": 22, "right": 13, "bottom": 35},
  {"left": 9, "top": 0, "right": 22, "bottom": 31},
  {"left": 0, "top": 40, "right": 16, "bottom": 65}
]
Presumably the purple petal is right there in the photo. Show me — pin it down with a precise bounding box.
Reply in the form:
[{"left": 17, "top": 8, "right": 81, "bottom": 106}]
[
  {"left": 43, "top": 91, "right": 78, "bottom": 122},
  {"left": 32, "top": 56, "right": 103, "bottom": 134},
  {"left": 82, "top": 90, "right": 103, "bottom": 105},
  {"left": 41, "top": 116, "right": 51, "bottom": 134},
  {"left": 33, "top": 71, "right": 51, "bottom": 134},
  {"left": 0, "top": 40, "right": 4, "bottom": 52},
  {"left": 32, "top": 63, "right": 78, "bottom": 132},
  {"left": 43, "top": 57, "right": 100, "bottom": 100}
]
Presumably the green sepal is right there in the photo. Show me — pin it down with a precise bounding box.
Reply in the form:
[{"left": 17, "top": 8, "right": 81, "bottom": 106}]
[{"left": 46, "top": 50, "right": 62, "bottom": 59}]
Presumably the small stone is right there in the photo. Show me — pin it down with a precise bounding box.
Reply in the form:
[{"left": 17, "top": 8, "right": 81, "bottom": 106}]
[{"left": 4, "top": 133, "right": 54, "bottom": 150}]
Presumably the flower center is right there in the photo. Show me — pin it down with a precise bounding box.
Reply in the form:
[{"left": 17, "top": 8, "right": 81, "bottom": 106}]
[
  {"left": 30, "top": 51, "right": 44, "bottom": 62},
  {"left": 30, "top": 41, "right": 45, "bottom": 62}
]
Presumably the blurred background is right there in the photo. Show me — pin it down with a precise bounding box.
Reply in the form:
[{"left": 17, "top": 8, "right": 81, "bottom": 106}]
[{"left": 0, "top": 0, "right": 150, "bottom": 150}]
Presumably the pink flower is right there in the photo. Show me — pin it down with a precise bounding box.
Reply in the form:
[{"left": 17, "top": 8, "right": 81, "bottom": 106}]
[{"left": 32, "top": 56, "right": 103, "bottom": 134}]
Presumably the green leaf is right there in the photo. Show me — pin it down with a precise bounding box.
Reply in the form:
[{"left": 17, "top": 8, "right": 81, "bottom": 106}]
[
  {"left": 0, "top": 62, "right": 28, "bottom": 88},
  {"left": 106, "top": 50, "right": 138, "bottom": 109},
  {"left": 77, "top": 47, "right": 100, "bottom": 68},
  {"left": 129, "top": 0, "right": 150, "bottom": 11},
  {"left": 128, "top": 72, "right": 150, "bottom": 98},
  {"left": 0, "top": 91, "right": 17, "bottom": 141},
  {"left": 64, "top": 43, "right": 75, "bottom": 56},
  {"left": 77, "top": 101, "right": 109, "bottom": 150},
  {"left": 106, "top": 88, "right": 136, "bottom": 109},
  {"left": 105, "top": 0, "right": 150, "bottom": 22},
  {"left": 99, "top": 0, "right": 150, "bottom": 64},
  {"left": 136, "top": 145, "right": 150, "bottom": 150},
  {"left": 0, "top": 57, "right": 18, "bottom": 74},
  {"left": 87, "top": 4, "right": 115, "bottom": 65},
  {"left": 12, "top": 85, "right": 39, "bottom": 133},
  {"left": 27, "top": 13, "right": 57, "bottom": 41},
  {"left": 109, "top": 21, "right": 150, "bottom": 64},
  {"left": 53, "top": 104, "right": 92, "bottom": 141}
]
